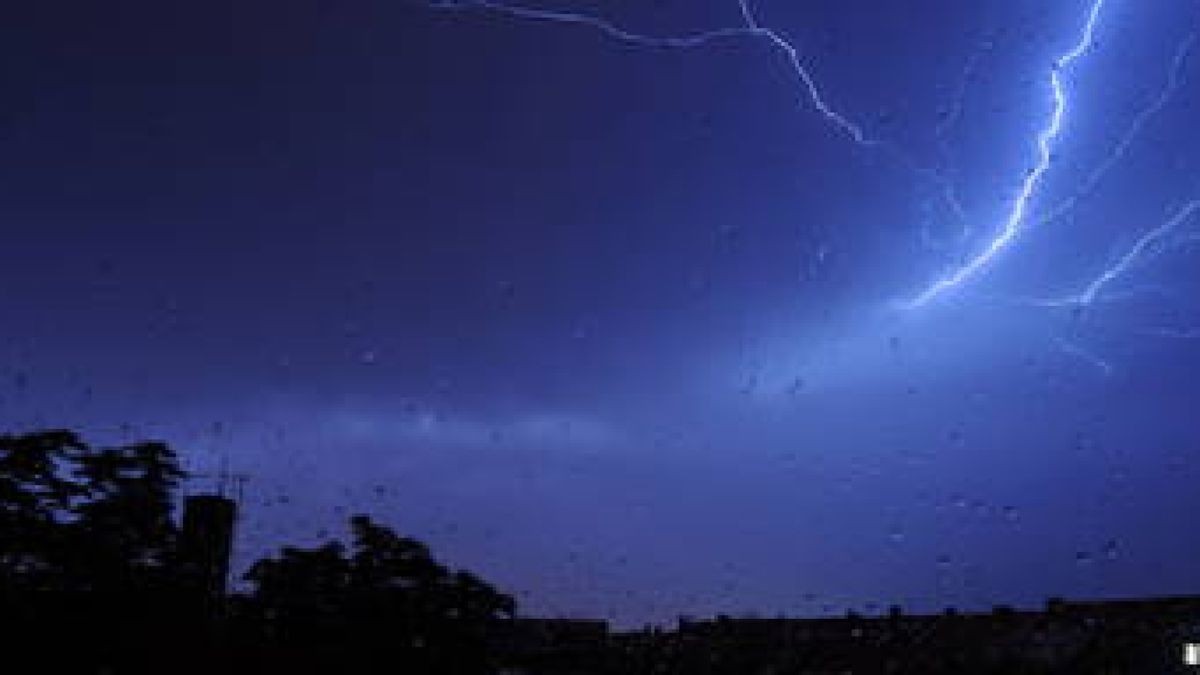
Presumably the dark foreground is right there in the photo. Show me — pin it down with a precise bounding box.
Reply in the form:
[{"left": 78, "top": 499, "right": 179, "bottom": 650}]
[
  {"left": 6, "top": 591, "right": 1200, "bottom": 673},
  {"left": 4, "top": 429, "right": 1198, "bottom": 673}
]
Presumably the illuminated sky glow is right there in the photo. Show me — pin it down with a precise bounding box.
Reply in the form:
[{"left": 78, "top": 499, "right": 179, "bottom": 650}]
[
  {"left": 5, "top": 0, "right": 1200, "bottom": 626},
  {"left": 440, "top": 0, "right": 1196, "bottom": 318}
]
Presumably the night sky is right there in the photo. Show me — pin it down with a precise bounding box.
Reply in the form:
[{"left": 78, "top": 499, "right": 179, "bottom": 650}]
[{"left": 4, "top": 0, "right": 1200, "bottom": 625}]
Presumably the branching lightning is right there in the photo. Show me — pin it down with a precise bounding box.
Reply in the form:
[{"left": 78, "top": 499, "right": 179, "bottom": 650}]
[
  {"left": 431, "top": 0, "right": 760, "bottom": 49},
  {"left": 433, "top": 0, "right": 875, "bottom": 147},
  {"left": 904, "top": 0, "right": 1107, "bottom": 308},
  {"left": 435, "top": 0, "right": 998, "bottom": 260},
  {"left": 931, "top": 49, "right": 984, "bottom": 239},
  {"left": 1035, "top": 32, "right": 1197, "bottom": 228},
  {"left": 1038, "top": 200, "right": 1200, "bottom": 307},
  {"left": 436, "top": 0, "right": 1200, "bottom": 354},
  {"left": 1054, "top": 336, "right": 1114, "bottom": 376},
  {"left": 730, "top": 0, "right": 873, "bottom": 147}
]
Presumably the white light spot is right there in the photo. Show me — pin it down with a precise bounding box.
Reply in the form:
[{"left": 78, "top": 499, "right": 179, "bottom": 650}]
[{"left": 1184, "top": 643, "right": 1200, "bottom": 666}]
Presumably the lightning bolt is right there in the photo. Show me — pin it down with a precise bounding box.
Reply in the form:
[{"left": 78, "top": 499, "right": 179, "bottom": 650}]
[
  {"left": 932, "top": 48, "right": 984, "bottom": 239},
  {"left": 729, "top": 0, "right": 967, "bottom": 221},
  {"left": 435, "top": 0, "right": 986, "bottom": 257},
  {"left": 430, "top": 0, "right": 759, "bottom": 48},
  {"left": 432, "top": 0, "right": 875, "bottom": 147},
  {"left": 904, "top": 0, "right": 1107, "bottom": 308},
  {"left": 436, "top": 0, "right": 1197, "bottom": 333},
  {"left": 1054, "top": 336, "right": 1114, "bottom": 376},
  {"left": 1036, "top": 32, "right": 1197, "bottom": 227},
  {"left": 730, "top": 0, "right": 874, "bottom": 147},
  {"left": 916, "top": 47, "right": 988, "bottom": 252},
  {"left": 1038, "top": 200, "right": 1200, "bottom": 307}
]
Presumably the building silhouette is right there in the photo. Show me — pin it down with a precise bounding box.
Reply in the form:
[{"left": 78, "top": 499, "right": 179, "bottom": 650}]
[{"left": 178, "top": 494, "right": 238, "bottom": 603}]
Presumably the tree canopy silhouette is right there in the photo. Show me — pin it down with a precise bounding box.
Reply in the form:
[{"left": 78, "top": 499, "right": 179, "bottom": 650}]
[
  {"left": 243, "top": 513, "right": 515, "bottom": 672},
  {"left": 1, "top": 430, "right": 184, "bottom": 595},
  {"left": 1, "top": 429, "right": 518, "bottom": 674}
]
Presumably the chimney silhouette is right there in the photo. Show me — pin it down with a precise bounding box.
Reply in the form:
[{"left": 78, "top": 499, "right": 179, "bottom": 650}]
[{"left": 178, "top": 494, "right": 237, "bottom": 602}]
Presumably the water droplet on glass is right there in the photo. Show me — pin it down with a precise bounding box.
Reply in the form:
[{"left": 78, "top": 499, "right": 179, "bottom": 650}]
[
  {"left": 1102, "top": 540, "right": 1119, "bottom": 560},
  {"left": 786, "top": 376, "right": 806, "bottom": 396}
]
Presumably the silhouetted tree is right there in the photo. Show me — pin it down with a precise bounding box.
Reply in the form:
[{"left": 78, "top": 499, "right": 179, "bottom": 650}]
[
  {"left": 244, "top": 514, "right": 515, "bottom": 672},
  {"left": 70, "top": 441, "right": 184, "bottom": 591},
  {"left": 243, "top": 541, "right": 352, "bottom": 644},
  {"left": 0, "top": 430, "right": 86, "bottom": 592},
  {"left": 3, "top": 428, "right": 519, "bottom": 673},
  {"left": 1, "top": 431, "right": 185, "bottom": 595},
  {"left": 0, "top": 431, "right": 190, "bottom": 672}
]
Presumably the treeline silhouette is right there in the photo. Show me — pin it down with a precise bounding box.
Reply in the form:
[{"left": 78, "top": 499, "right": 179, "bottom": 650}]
[
  {"left": 5, "top": 428, "right": 1200, "bottom": 674},
  {"left": 0, "top": 429, "right": 514, "bottom": 674}
]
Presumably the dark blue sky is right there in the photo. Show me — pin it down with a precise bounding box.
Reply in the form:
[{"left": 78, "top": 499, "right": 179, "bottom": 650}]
[{"left": 3, "top": 0, "right": 1200, "bottom": 625}]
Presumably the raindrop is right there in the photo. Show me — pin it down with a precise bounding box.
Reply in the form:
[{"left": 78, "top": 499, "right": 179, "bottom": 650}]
[
  {"left": 786, "top": 376, "right": 806, "bottom": 396},
  {"left": 1072, "top": 432, "right": 1094, "bottom": 453},
  {"left": 1102, "top": 540, "right": 1119, "bottom": 560},
  {"left": 739, "top": 373, "right": 759, "bottom": 395}
]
